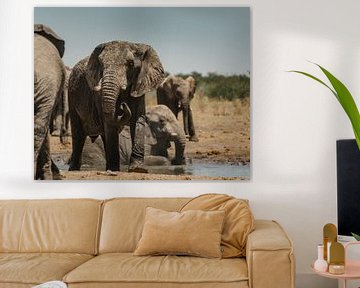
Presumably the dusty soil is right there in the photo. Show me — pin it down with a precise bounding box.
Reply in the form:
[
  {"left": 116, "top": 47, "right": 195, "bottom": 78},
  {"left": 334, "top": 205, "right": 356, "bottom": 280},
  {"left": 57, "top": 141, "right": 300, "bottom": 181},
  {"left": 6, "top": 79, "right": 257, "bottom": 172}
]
[
  {"left": 186, "top": 96, "right": 250, "bottom": 164},
  {"left": 51, "top": 96, "right": 250, "bottom": 180},
  {"left": 60, "top": 170, "right": 245, "bottom": 181}
]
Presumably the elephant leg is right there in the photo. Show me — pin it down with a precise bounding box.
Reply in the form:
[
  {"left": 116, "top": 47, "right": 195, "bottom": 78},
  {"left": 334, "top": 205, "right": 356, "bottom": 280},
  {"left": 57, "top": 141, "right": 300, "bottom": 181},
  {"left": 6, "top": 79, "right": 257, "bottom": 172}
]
[
  {"left": 128, "top": 116, "right": 148, "bottom": 173},
  {"left": 127, "top": 95, "right": 147, "bottom": 173},
  {"left": 119, "top": 128, "right": 132, "bottom": 166},
  {"left": 65, "top": 112, "right": 70, "bottom": 134},
  {"left": 51, "top": 159, "right": 62, "bottom": 180},
  {"left": 35, "top": 133, "right": 53, "bottom": 180},
  {"left": 128, "top": 95, "right": 145, "bottom": 142},
  {"left": 152, "top": 141, "right": 169, "bottom": 158},
  {"left": 49, "top": 113, "right": 55, "bottom": 135},
  {"left": 172, "top": 137, "right": 186, "bottom": 165},
  {"left": 60, "top": 89, "right": 70, "bottom": 143},
  {"left": 34, "top": 78, "right": 61, "bottom": 179},
  {"left": 68, "top": 110, "right": 86, "bottom": 170},
  {"left": 60, "top": 111, "right": 70, "bottom": 144},
  {"left": 188, "top": 106, "right": 198, "bottom": 142},
  {"left": 52, "top": 113, "right": 62, "bottom": 136},
  {"left": 104, "top": 123, "right": 120, "bottom": 171}
]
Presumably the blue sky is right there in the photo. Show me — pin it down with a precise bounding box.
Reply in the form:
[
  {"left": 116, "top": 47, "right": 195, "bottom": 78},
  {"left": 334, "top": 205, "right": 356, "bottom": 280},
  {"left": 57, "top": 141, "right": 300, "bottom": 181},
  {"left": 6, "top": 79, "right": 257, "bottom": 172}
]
[{"left": 34, "top": 7, "right": 250, "bottom": 75}]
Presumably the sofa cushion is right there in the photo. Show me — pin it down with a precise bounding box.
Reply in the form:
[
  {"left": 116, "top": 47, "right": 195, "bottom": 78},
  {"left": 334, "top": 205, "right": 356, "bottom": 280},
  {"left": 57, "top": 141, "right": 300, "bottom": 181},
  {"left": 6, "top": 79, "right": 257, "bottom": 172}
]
[
  {"left": 0, "top": 199, "right": 102, "bottom": 254},
  {"left": 134, "top": 207, "right": 225, "bottom": 258},
  {"left": 0, "top": 253, "right": 93, "bottom": 285},
  {"left": 181, "top": 194, "right": 254, "bottom": 258},
  {"left": 63, "top": 253, "right": 248, "bottom": 285},
  {"left": 99, "top": 198, "right": 190, "bottom": 253}
]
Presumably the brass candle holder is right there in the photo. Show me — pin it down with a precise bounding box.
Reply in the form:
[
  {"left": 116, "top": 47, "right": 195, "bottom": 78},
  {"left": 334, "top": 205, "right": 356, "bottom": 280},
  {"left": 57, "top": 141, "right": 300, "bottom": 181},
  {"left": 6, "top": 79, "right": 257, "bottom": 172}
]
[
  {"left": 323, "top": 223, "right": 345, "bottom": 274},
  {"left": 323, "top": 223, "right": 337, "bottom": 262},
  {"left": 328, "top": 242, "right": 345, "bottom": 274}
]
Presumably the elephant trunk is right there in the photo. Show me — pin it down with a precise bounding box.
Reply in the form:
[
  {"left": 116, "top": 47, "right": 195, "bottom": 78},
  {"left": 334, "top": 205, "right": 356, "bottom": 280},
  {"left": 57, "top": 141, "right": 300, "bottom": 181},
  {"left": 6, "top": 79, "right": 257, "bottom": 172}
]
[
  {"left": 170, "top": 126, "right": 186, "bottom": 165},
  {"left": 182, "top": 103, "right": 190, "bottom": 136},
  {"left": 101, "top": 68, "right": 127, "bottom": 120}
]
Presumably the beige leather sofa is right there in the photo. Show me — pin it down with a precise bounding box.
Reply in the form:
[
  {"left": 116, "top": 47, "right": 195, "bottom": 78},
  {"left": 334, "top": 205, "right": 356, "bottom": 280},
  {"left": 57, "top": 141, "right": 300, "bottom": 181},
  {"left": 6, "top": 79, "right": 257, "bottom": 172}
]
[{"left": 0, "top": 198, "right": 294, "bottom": 288}]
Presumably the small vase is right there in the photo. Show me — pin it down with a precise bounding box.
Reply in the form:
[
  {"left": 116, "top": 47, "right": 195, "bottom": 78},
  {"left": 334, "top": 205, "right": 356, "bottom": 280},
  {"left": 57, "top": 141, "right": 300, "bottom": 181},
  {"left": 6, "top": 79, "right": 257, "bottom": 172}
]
[{"left": 314, "top": 244, "right": 328, "bottom": 272}]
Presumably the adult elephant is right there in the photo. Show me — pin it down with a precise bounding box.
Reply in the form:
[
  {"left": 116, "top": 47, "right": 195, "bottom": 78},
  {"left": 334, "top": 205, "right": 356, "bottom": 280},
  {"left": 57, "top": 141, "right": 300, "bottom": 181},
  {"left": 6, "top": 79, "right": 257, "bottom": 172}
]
[
  {"left": 68, "top": 41, "right": 165, "bottom": 171},
  {"left": 120, "top": 105, "right": 186, "bottom": 168},
  {"left": 34, "top": 24, "right": 66, "bottom": 180},
  {"left": 157, "top": 75, "right": 198, "bottom": 142}
]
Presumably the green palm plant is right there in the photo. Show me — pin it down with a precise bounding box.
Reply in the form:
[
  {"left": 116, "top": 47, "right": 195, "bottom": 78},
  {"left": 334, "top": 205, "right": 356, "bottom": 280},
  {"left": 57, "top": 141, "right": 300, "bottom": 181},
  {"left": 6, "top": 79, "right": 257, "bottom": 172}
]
[
  {"left": 289, "top": 63, "right": 360, "bottom": 151},
  {"left": 352, "top": 232, "right": 360, "bottom": 241},
  {"left": 291, "top": 63, "right": 360, "bottom": 241}
]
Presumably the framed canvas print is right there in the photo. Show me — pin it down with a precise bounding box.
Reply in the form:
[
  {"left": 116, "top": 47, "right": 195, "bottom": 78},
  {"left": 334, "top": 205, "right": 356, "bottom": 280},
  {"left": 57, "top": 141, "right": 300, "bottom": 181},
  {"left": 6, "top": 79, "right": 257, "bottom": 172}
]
[{"left": 34, "top": 7, "right": 251, "bottom": 181}]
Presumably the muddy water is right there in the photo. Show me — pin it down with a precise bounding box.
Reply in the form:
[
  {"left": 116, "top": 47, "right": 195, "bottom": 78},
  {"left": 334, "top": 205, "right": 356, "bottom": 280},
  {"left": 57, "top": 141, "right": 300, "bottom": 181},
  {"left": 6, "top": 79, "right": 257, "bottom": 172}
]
[
  {"left": 53, "top": 152, "right": 250, "bottom": 179},
  {"left": 146, "top": 161, "right": 250, "bottom": 178}
]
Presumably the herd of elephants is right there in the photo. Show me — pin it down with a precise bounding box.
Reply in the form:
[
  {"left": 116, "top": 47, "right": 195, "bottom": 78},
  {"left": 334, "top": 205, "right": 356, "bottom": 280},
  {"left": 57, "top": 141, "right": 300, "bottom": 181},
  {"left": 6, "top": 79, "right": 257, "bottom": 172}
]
[{"left": 34, "top": 24, "right": 200, "bottom": 180}]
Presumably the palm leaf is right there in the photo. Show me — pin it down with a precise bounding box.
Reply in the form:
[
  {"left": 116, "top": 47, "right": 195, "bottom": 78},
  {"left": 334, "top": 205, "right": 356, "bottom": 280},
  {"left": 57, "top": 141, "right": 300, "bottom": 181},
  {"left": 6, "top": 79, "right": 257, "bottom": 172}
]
[
  {"left": 351, "top": 232, "right": 360, "bottom": 241},
  {"left": 289, "top": 64, "right": 360, "bottom": 150}
]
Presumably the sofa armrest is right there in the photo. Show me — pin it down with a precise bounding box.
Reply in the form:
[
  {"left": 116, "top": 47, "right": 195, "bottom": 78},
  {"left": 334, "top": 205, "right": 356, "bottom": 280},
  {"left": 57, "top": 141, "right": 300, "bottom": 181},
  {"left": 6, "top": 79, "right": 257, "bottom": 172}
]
[{"left": 246, "top": 220, "right": 295, "bottom": 288}]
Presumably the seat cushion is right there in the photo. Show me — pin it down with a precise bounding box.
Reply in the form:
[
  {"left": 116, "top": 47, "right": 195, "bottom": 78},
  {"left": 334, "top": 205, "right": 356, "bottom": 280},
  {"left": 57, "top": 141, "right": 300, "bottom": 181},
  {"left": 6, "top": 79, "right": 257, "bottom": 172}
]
[
  {"left": 0, "top": 253, "right": 93, "bottom": 285},
  {"left": 64, "top": 253, "right": 248, "bottom": 287}
]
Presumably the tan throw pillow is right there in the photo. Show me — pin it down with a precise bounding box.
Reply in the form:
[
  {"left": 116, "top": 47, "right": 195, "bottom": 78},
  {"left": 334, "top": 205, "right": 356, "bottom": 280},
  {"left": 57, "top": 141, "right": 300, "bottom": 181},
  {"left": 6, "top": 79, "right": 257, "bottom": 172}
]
[
  {"left": 181, "top": 194, "right": 254, "bottom": 258},
  {"left": 134, "top": 207, "right": 225, "bottom": 258}
]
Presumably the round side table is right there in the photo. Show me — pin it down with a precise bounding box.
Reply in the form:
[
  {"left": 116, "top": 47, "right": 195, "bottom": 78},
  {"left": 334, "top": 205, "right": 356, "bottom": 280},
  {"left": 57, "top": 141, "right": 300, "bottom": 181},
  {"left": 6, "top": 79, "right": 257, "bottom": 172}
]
[{"left": 311, "top": 242, "right": 360, "bottom": 288}]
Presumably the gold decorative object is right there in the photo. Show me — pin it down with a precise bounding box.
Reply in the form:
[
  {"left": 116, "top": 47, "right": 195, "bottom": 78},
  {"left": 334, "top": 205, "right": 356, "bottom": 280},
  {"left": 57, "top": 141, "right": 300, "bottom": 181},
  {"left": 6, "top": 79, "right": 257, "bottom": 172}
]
[
  {"left": 323, "top": 223, "right": 337, "bottom": 263},
  {"left": 323, "top": 223, "right": 337, "bottom": 261},
  {"left": 329, "top": 242, "right": 345, "bottom": 275}
]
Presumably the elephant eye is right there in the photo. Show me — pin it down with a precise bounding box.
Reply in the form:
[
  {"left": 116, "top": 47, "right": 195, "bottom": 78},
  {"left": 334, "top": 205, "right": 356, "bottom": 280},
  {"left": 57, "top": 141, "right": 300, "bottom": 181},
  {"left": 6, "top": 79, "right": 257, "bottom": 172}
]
[
  {"left": 159, "top": 118, "right": 166, "bottom": 127},
  {"left": 127, "top": 60, "right": 134, "bottom": 67}
]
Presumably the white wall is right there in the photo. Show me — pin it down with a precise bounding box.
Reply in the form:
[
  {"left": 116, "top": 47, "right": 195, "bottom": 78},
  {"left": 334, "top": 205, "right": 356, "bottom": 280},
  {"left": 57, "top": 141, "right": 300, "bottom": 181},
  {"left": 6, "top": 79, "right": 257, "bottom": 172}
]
[{"left": 0, "top": 0, "right": 359, "bottom": 287}]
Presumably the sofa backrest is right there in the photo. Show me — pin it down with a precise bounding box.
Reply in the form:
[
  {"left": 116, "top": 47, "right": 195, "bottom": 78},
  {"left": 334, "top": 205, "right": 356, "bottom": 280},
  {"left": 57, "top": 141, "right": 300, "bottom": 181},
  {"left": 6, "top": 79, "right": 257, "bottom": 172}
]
[
  {"left": 0, "top": 199, "right": 102, "bottom": 254},
  {"left": 99, "top": 197, "right": 190, "bottom": 253}
]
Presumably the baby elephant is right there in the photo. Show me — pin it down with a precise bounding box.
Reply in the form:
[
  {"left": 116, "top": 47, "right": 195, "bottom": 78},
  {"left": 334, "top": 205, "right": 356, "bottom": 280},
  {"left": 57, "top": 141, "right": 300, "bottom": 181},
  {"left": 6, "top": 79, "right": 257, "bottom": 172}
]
[
  {"left": 157, "top": 75, "right": 199, "bottom": 142},
  {"left": 121, "top": 105, "right": 187, "bottom": 172}
]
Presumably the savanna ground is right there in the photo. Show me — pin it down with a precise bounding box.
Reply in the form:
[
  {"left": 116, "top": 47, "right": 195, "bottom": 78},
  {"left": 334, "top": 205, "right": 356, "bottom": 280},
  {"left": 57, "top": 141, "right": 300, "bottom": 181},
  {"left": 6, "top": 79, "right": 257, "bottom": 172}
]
[{"left": 50, "top": 93, "right": 250, "bottom": 180}]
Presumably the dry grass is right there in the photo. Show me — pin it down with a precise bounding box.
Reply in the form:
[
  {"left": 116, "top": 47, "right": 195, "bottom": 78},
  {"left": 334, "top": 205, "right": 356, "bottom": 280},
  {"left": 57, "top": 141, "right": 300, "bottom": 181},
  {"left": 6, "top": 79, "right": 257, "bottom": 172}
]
[{"left": 192, "top": 94, "right": 246, "bottom": 117}]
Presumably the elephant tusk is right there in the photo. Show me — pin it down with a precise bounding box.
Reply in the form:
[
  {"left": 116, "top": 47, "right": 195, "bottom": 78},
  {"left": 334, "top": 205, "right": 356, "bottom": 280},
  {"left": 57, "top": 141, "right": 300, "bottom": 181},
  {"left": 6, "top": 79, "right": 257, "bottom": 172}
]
[
  {"left": 170, "top": 132, "right": 178, "bottom": 137},
  {"left": 94, "top": 78, "right": 102, "bottom": 91},
  {"left": 117, "top": 102, "right": 131, "bottom": 122}
]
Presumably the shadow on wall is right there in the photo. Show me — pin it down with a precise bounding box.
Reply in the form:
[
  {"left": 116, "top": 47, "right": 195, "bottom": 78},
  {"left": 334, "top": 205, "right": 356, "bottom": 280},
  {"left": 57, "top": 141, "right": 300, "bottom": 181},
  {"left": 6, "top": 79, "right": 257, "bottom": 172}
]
[
  {"left": 296, "top": 274, "right": 337, "bottom": 288},
  {"left": 257, "top": 29, "right": 360, "bottom": 183}
]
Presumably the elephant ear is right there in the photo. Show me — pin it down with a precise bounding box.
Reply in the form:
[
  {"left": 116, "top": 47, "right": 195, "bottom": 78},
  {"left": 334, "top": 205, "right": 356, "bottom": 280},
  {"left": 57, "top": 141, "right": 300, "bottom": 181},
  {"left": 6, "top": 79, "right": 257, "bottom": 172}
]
[
  {"left": 186, "top": 76, "right": 196, "bottom": 99},
  {"left": 161, "top": 75, "right": 177, "bottom": 94},
  {"left": 131, "top": 45, "right": 165, "bottom": 97},
  {"left": 144, "top": 122, "right": 158, "bottom": 146},
  {"left": 34, "top": 24, "right": 65, "bottom": 58},
  {"left": 86, "top": 43, "right": 105, "bottom": 90}
]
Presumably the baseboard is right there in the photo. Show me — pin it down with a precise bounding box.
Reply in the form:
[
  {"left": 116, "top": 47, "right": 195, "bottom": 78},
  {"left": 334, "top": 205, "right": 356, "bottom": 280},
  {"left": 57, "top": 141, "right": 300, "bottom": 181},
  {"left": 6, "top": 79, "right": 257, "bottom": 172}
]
[{"left": 296, "top": 273, "right": 337, "bottom": 288}]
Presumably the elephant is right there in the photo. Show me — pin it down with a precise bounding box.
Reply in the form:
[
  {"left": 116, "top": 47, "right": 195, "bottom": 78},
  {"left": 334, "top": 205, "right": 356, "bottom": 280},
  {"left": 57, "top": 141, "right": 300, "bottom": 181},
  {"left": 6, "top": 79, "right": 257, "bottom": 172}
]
[
  {"left": 34, "top": 24, "right": 66, "bottom": 180},
  {"left": 50, "top": 66, "right": 71, "bottom": 144},
  {"left": 120, "top": 105, "right": 186, "bottom": 168},
  {"left": 157, "top": 75, "right": 199, "bottom": 142},
  {"left": 68, "top": 41, "right": 165, "bottom": 171}
]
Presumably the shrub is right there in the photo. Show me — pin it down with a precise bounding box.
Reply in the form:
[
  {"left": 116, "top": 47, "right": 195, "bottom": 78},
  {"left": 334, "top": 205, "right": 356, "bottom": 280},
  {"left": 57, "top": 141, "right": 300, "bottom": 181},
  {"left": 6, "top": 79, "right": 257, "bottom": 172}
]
[{"left": 176, "top": 72, "right": 250, "bottom": 100}]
